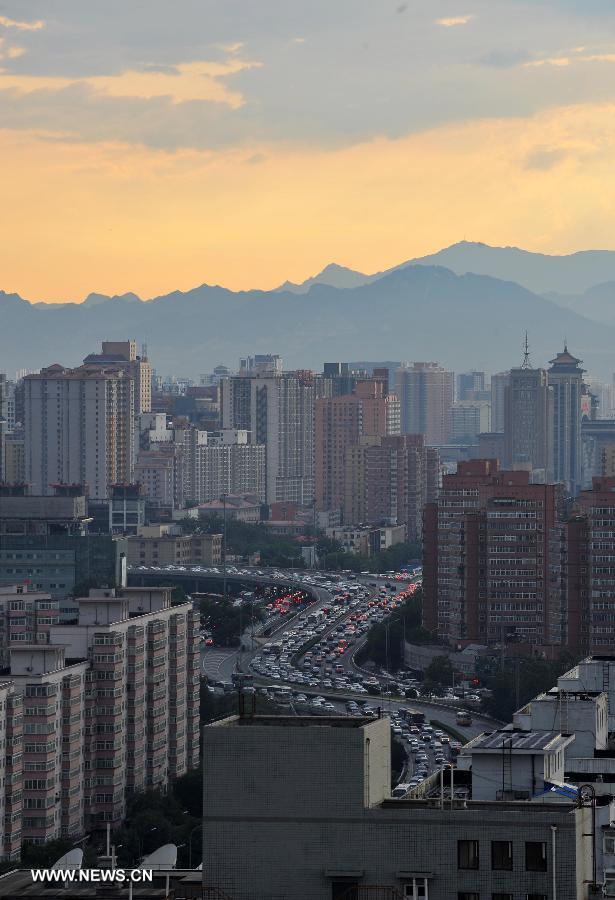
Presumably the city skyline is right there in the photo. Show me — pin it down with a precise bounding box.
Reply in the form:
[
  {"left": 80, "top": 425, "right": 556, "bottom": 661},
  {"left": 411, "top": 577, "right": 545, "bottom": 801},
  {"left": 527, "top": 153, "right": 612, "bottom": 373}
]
[{"left": 3, "top": 2, "right": 615, "bottom": 298}]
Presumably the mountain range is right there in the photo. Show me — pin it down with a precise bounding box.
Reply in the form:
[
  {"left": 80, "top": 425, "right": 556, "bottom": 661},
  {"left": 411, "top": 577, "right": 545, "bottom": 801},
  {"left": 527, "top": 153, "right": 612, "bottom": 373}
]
[{"left": 3, "top": 242, "right": 615, "bottom": 379}]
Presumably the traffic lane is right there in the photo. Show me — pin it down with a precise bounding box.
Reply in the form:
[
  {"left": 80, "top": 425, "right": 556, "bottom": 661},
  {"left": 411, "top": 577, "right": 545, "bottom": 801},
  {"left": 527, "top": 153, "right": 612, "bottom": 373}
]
[{"left": 201, "top": 647, "right": 239, "bottom": 682}]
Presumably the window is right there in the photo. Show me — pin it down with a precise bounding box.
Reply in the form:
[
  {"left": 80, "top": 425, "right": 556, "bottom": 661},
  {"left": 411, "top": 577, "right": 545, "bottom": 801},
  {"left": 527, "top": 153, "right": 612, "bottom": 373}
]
[
  {"left": 491, "top": 841, "right": 513, "bottom": 871},
  {"left": 492, "top": 895, "right": 513, "bottom": 900},
  {"left": 525, "top": 842, "right": 547, "bottom": 872},
  {"left": 458, "top": 840, "right": 479, "bottom": 870},
  {"left": 458, "top": 894, "right": 479, "bottom": 900},
  {"left": 527, "top": 895, "right": 547, "bottom": 900},
  {"left": 404, "top": 878, "right": 428, "bottom": 899},
  {"left": 605, "top": 835, "right": 615, "bottom": 855}
]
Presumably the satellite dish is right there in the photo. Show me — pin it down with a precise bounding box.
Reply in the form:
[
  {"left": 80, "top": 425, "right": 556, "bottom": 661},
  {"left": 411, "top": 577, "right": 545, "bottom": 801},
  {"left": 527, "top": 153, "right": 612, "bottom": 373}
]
[
  {"left": 139, "top": 843, "right": 177, "bottom": 870},
  {"left": 52, "top": 848, "right": 83, "bottom": 870}
]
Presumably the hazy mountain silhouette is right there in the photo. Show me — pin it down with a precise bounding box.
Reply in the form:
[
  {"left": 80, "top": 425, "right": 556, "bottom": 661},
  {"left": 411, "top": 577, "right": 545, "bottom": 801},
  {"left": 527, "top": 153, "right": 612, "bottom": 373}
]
[
  {"left": 276, "top": 263, "right": 370, "bottom": 294},
  {"left": 282, "top": 241, "right": 615, "bottom": 299},
  {"left": 2, "top": 265, "right": 614, "bottom": 378}
]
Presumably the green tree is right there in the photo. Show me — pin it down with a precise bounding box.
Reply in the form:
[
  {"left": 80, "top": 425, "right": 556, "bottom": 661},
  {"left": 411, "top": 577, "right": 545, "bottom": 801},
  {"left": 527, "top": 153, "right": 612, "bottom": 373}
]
[{"left": 424, "top": 655, "right": 455, "bottom": 687}]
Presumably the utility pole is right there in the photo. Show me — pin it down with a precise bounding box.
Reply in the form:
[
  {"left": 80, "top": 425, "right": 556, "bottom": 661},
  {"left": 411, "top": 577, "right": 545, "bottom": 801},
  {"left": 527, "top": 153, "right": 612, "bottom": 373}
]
[{"left": 222, "top": 493, "right": 228, "bottom": 604}]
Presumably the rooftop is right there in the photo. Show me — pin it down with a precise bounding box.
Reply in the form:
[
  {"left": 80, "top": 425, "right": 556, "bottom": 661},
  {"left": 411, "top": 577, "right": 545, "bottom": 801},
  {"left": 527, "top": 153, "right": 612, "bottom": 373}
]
[
  {"left": 465, "top": 730, "right": 573, "bottom": 753},
  {"left": 210, "top": 714, "right": 375, "bottom": 729}
]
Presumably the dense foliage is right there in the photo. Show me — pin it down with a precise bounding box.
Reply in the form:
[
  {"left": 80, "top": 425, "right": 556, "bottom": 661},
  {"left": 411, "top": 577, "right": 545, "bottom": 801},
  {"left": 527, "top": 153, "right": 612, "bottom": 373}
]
[{"left": 357, "top": 588, "right": 431, "bottom": 670}]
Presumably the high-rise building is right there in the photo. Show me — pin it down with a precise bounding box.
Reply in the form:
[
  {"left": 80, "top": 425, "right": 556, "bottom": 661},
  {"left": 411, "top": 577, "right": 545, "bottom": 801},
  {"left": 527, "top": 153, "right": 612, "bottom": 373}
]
[
  {"left": 0, "top": 374, "right": 7, "bottom": 482},
  {"left": 423, "top": 460, "right": 562, "bottom": 647},
  {"left": 222, "top": 371, "right": 316, "bottom": 504},
  {"left": 343, "top": 434, "right": 439, "bottom": 541},
  {"left": 449, "top": 401, "right": 491, "bottom": 444},
  {"left": 548, "top": 345, "right": 585, "bottom": 495},
  {"left": 314, "top": 380, "right": 400, "bottom": 513},
  {"left": 503, "top": 365, "right": 553, "bottom": 481},
  {"left": 490, "top": 370, "right": 510, "bottom": 434},
  {"left": 24, "top": 364, "right": 135, "bottom": 499},
  {"left": 565, "top": 477, "right": 615, "bottom": 655},
  {"left": 173, "top": 426, "right": 265, "bottom": 505},
  {"left": 456, "top": 370, "right": 487, "bottom": 401},
  {"left": 395, "top": 362, "right": 453, "bottom": 445},
  {"left": 0, "top": 582, "right": 200, "bottom": 851}
]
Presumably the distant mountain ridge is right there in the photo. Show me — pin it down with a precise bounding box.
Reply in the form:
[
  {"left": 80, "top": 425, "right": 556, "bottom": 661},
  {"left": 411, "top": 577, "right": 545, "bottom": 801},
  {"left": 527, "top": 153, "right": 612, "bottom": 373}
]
[
  {"left": 275, "top": 241, "right": 615, "bottom": 298},
  {"left": 2, "top": 261, "right": 615, "bottom": 379}
]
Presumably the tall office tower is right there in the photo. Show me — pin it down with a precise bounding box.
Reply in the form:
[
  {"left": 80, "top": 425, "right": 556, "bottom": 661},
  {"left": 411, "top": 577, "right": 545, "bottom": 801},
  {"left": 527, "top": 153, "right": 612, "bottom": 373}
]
[
  {"left": 503, "top": 364, "right": 553, "bottom": 482},
  {"left": 24, "top": 364, "right": 135, "bottom": 499},
  {"left": 548, "top": 346, "right": 585, "bottom": 496},
  {"left": 423, "top": 460, "right": 561, "bottom": 647},
  {"left": 343, "top": 434, "right": 439, "bottom": 540},
  {"left": 456, "top": 370, "right": 487, "bottom": 401},
  {"left": 490, "top": 371, "right": 510, "bottom": 433},
  {"left": 395, "top": 362, "right": 453, "bottom": 445},
  {"left": 315, "top": 380, "right": 400, "bottom": 513}
]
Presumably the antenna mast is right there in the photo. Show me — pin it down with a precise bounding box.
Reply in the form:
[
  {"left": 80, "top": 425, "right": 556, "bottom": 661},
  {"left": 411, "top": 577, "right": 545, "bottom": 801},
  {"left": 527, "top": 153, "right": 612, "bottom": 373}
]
[{"left": 521, "top": 331, "right": 531, "bottom": 369}]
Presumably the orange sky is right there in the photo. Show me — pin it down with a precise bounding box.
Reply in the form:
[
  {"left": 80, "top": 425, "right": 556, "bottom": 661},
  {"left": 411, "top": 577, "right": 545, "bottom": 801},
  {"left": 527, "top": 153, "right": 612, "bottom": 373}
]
[
  {"left": 3, "top": 99, "right": 615, "bottom": 301},
  {"left": 3, "top": 2, "right": 615, "bottom": 300}
]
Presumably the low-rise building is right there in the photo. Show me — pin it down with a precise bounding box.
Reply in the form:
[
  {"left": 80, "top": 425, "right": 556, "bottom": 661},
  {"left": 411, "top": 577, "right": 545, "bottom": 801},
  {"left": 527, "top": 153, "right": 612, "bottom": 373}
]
[
  {"left": 202, "top": 714, "right": 590, "bottom": 900},
  {"left": 125, "top": 532, "right": 222, "bottom": 567}
]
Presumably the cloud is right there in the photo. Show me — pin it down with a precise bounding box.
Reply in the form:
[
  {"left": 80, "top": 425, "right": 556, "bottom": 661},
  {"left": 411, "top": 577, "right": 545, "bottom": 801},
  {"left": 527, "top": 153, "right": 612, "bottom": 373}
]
[
  {"left": 479, "top": 49, "right": 532, "bottom": 68},
  {"left": 525, "top": 52, "right": 615, "bottom": 67},
  {"left": 435, "top": 14, "right": 474, "bottom": 27},
  {"left": 0, "top": 15, "right": 44, "bottom": 31},
  {"left": 0, "top": 58, "right": 262, "bottom": 107},
  {"left": 524, "top": 147, "right": 569, "bottom": 170},
  {"left": 216, "top": 42, "right": 244, "bottom": 54},
  {"left": 0, "top": 38, "right": 25, "bottom": 61},
  {"left": 3, "top": 100, "right": 615, "bottom": 300}
]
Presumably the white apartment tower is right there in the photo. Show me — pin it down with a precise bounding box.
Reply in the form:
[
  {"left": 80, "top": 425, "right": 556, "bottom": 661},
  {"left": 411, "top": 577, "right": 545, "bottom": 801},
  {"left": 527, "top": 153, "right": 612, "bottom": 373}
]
[{"left": 24, "top": 364, "right": 135, "bottom": 499}]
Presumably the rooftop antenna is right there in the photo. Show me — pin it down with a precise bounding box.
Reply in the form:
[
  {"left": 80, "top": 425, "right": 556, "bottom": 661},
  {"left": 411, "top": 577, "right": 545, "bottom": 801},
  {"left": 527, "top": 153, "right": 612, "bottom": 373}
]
[{"left": 521, "top": 331, "right": 531, "bottom": 369}]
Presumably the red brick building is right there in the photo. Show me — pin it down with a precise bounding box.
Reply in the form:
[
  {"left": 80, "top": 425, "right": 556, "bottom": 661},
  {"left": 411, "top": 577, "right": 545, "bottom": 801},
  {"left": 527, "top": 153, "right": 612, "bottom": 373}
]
[{"left": 423, "top": 460, "right": 563, "bottom": 649}]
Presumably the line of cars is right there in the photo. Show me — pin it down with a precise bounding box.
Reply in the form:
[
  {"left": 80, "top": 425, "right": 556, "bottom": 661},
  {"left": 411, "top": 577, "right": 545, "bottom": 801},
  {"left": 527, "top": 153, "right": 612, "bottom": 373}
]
[{"left": 249, "top": 578, "right": 412, "bottom": 692}]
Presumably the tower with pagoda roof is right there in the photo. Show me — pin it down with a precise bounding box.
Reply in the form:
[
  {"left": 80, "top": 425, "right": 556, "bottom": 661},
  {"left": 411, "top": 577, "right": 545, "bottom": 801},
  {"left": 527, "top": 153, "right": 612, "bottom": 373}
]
[{"left": 548, "top": 344, "right": 585, "bottom": 495}]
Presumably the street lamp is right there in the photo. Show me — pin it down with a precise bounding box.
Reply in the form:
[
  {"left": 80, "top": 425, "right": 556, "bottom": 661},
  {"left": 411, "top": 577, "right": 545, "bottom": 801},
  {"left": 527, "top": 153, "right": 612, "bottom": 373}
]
[
  {"left": 136, "top": 826, "right": 157, "bottom": 863},
  {"left": 188, "top": 823, "right": 203, "bottom": 869}
]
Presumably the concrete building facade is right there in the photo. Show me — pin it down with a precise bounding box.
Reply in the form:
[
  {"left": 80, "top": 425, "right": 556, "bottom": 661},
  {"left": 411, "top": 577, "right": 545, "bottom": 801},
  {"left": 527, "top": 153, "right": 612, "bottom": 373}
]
[
  {"left": 423, "top": 460, "right": 563, "bottom": 648},
  {"left": 202, "top": 714, "right": 588, "bottom": 900},
  {"left": 24, "top": 364, "right": 135, "bottom": 500},
  {"left": 395, "top": 362, "right": 454, "bottom": 445}
]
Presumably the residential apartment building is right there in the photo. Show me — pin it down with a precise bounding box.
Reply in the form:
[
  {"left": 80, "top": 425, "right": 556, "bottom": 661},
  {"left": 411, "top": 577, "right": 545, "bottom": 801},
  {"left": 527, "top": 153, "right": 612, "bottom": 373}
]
[
  {"left": 564, "top": 477, "right": 615, "bottom": 655},
  {"left": 24, "top": 363, "right": 135, "bottom": 500},
  {"left": 395, "top": 361, "right": 454, "bottom": 445},
  {"left": 202, "top": 713, "right": 588, "bottom": 900},
  {"left": 423, "top": 460, "right": 563, "bottom": 647},
  {"left": 343, "top": 434, "right": 439, "bottom": 541},
  {"left": 49, "top": 587, "right": 201, "bottom": 826},
  {"left": 125, "top": 532, "right": 222, "bottom": 568},
  {"left": 315, "top": 380, "right": 400, "bottom": 514},
  {"left": 86, "top": 340, "right": 152, "bottom": 415},
  {"left": 222, "top": 371, "right": 316, "bottom": 505},
  {"left": 171, "top": 426, "right": 265, "bottom": 505}
]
